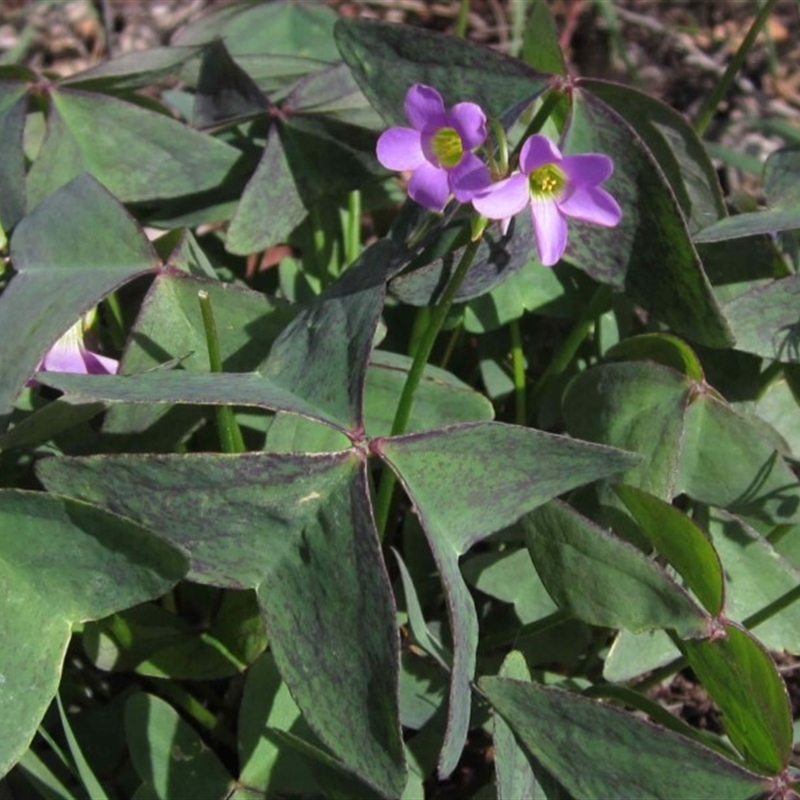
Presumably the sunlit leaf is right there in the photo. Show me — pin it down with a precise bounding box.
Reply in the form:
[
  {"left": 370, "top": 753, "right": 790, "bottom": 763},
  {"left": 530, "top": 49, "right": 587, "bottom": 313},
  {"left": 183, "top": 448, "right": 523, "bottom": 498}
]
[{"left": 681, "top": 623, "right": 792, "bottom": 774}]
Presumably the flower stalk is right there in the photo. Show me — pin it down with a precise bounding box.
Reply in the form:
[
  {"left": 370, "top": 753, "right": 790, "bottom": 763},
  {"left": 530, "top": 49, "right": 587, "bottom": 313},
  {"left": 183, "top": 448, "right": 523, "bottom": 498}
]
[
  {"left": 198, "top": 290, "right": 246, "bottom": 455},
  {"left": 375, "top": 237, "right": 482, "bottom": 538}
]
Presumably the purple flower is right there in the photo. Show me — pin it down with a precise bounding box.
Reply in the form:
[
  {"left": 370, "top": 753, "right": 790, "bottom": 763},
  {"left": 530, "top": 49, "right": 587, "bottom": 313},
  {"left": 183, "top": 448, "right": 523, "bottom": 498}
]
[
  {"left": 36, "top": 320, "right": 118, "bottom": 377},
  {"left": 376, "top": 84, "right": 490, "bottom": 212},
  {"left": 471, "top": 133, "right": 622, "bottom": 266}
]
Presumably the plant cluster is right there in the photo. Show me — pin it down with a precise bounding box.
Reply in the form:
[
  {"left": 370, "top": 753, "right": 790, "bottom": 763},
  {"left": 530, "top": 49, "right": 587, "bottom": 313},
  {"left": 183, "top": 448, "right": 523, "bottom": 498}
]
[{"left": 1, "top": 1, "right": 799, "bottom": 798}]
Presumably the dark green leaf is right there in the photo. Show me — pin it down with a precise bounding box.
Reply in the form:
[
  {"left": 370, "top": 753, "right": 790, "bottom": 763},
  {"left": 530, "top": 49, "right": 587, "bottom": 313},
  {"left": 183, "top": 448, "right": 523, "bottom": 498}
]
[
  {"left": 521, "top": 1, "right": 566, "bottom": 76},
  {"left": 194, "top": 39, "right": 269, "bottom": 129},
  {"left": 335, "top": 18, "right": 552, "bottom": 125},
  {"left": 226, "top": 125, "right": 305, "bottom": 255},
  {"left": 0, "top": 81, "right": 27, "bottom": 230},
  {"left": 26, "top": 88, "right": 242, "bottom": 207},
  {"left": 563, "top": 361, "right": 691, "bottom": 498},
  {"left": 582, "top": 80, "right": 725, "bottom": 234},
  {"left": 0, "top": 398, "right": 106, "bottom": 452},
  {"left": 60, "top": 46, "right": 206, "bottom": 91},
  {"left": 390, "top": 213, "right": 541, "bottom": 306},
  {"left": 493, "top": 652, "right": 539, "bottom": 800},
  {"left": 678, "top": 394, "right": 800, "bottom": 524},
  {"left": 480, "top": 677, "right": 769, "bottom": 799},
  {"left": 0, "top": 490, "right": 187, "bottom": 776},
  {"left": 259, "top": 239, "right": 406, "bottom": 431},
  {"left": 375, "top": 422, "right": 637, "bottom": 777},
  {"left": 764, "top": 145, "right": 800, "bottom": 208},
  {"left": 721, "top": 275, "right": 800, "bottom": 362},
  {"left": 100, "top": 272, "right": 294, "bottom": 448},
  {"left": 681, "top": 623, "right": 792, "bottom": 774},
  {"left": 37, "top": 452, "right": 405, "bottom": 798},
  {"left": 174, "top": 1, "right": 340, "bottom": 63},
  {"left": 238, "top": 652, "right": 323, "bottom": 797},
  {"left": 523, "top": 500, "right": 710, "bottom": 636},
  {"left": 564, "top": 89, "right": 732, "bottom": 348},
  {"left": 605, "top": 333, "right": 705, "bottom": 381},
  {"left": 125, "top": 693, "right": 233, "bottom": 798},
  {"left": 38, "top": 372, "right": 347, "bottom": 432},
  {"left": 693, "top": 210, "right": 800, "bottom": 243},
  {"left": 708, "top": 512, "right": 800, "bottom": 655},
  {"left": 2, "top": 174, "right": 159, "bottom": 430}
]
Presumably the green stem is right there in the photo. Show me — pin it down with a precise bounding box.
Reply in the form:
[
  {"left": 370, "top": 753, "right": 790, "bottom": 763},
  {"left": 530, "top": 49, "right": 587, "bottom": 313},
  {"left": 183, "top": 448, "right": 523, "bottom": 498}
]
[
  {"left": 511, "top": 90, "right": 563, "bottom": 161},
  {"left": 104, "top": 291, "right": 126, "bottom": 351},
  {"left": 455, "top": 0, "right": 469, "bottom": 38},
  {"left": 693, "top": 0, "right": 779, "bottom": 137},
  {"left": 766, "top": 524, "right": 793, "bottom": 546},
  {"left": 198, "top": 290, "right": 246, "bottom": 454},
  {"left": 344, "top": 189, "right": 362, "bottom": 267},
  {"left": 509, "top": 317, "right": 527, "bottom": 426},
  {"left": 440, "top": 323, "right": 462, "bottom": 371},
  {"left": 528, "top": 283, "right": 611, "bottom": 421},
  {"left": 375, "top": 239, "right": 482, "bottom": 537}
]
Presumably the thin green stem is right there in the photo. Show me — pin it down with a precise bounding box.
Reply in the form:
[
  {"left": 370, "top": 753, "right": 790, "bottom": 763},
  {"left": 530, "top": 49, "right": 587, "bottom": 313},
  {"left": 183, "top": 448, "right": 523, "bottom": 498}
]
[
  {"left": 198, "top": 291, "right": 246, "bottom": 454},
  {"left": 528, "top": 283, "right": 612, "bottom": 421},
  {"left": 509, "top": 317, "right": 527, "bottom": 426},
  {"left": 440, "top": 323, "right": 462, "bottom": 371},
  {"left": 766, "top": 524, "right": 793, "bottom": 546},
  {"left": 455, "top": 0, "right": 469, "bottom": 38},
  {"left": 344, "top": 189, "right": 362, "bottom": 267},
  {"left": 741, "top": 582, "right": 800, "bottom": 631},
  {"left": 375, "top": 239, "right": 482, "bottom": 538},
  {"left": 103, "top": 291, "right": 126, "bottom": 351},
  {"left": 511, "top": 90, "right": 562, "bottom": 162},
  {"left": 693, "top": 0, "right": 779, "bottom": 137}
]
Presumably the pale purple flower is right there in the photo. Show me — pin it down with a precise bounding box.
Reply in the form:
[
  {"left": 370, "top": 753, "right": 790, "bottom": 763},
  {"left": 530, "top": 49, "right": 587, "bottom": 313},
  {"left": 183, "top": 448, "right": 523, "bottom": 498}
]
[
  {"left": 471, "top": 133, "right": 622, "bottom": 266},
  {"left": 36, "top": 319, "right": 118, "bottom": 377},
  {"left": 376, "top": 84, "right": 490, "bottom": 212}
]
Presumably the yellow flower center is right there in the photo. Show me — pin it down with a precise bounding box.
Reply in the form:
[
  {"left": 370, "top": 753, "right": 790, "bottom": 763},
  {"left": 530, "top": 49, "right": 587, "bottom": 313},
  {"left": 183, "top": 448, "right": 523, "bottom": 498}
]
[
  {"left": 529, "top": 163, "right": 566, "bottom": 197},
  {"left": 430, "top": 127, "right": 464, "bottom": 168}
]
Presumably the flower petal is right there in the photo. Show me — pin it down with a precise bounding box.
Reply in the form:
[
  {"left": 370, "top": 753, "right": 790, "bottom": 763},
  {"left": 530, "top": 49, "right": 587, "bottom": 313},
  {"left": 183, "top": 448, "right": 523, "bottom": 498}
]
[
  {"left": 376, "top": 127, "right": 425, "bottom": 171},
  {"left": 83, "top": 351, "right": 120, "bottom": 375},
  {"left": 448, "top": 102, "right": 487, "bottom": 150},
  {"left": 41, "top": 345, "right": 89, "bottom": 373},
  {"left": 560, "top": 153, "right": 614, "bottom": 188},
  {"left": 519, "top": 134, "right": 563, "bottom": 174},
  {"left": 405, "top": 84, "right": 446, "bottom": 130},
  {"left": 449, "top": 152, "right": 491, "bottom": 202},
  {"left": 531, "top": 196, "right": 568, "bottom": 266},
  {"left": 471, "top": 174, "right": 529, "bottom": 220},
  {"left": 558, "top": 185, "right": 622, "bottom": 227},
  {"left": 409, "top": 161, "right": 451, "bottom": 211}
]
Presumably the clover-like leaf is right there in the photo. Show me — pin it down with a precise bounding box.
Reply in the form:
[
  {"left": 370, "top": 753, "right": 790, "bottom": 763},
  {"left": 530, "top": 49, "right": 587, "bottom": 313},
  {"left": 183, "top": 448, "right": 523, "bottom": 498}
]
[
  {"left": 564, "top": 89, "right": 732, "bottom": 348},
  {"left": 480, "top": 677, "right": 770, "bottom": 799},
  {"left": 374, "top": 422, "right": 637, "bottom": 778},
  {"left": 523, "top": 500, "right": 710, "bottom": 636},
  {"left": 0, "top": 490, "right": 188, "bottom": 776},
  {"left": 36, "top": 451, "right": 405, "bottom": 798},
  {"left": 3, "top": 174, "right": 160, "bottom": 431}
]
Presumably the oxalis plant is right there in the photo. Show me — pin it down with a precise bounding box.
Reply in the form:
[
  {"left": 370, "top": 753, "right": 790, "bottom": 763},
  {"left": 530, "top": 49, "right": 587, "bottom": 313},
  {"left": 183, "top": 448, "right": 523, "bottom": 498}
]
[{"left": 1, "top": 1, "right": 800, "bottom": 798}]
